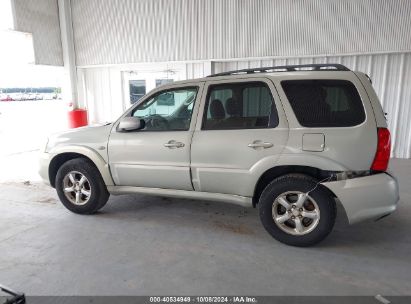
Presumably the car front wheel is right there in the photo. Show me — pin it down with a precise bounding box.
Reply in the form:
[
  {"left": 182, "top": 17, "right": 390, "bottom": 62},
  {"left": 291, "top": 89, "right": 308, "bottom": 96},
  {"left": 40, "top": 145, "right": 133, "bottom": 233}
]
[
  {"left": 55, "top": 158, "right": 109, "bottom": 214},
  {"left": 258, "top": 174, "right": 336, "bottom": 247}
]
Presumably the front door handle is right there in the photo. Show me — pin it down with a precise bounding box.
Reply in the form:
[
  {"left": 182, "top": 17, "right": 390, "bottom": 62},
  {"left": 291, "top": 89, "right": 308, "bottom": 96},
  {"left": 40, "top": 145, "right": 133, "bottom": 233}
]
[
  {"left": 164, "top": 140, "right": 185, "bottom": 149},
  {"left": 248, "top": 141, "right": 273, "bottom": 149}
]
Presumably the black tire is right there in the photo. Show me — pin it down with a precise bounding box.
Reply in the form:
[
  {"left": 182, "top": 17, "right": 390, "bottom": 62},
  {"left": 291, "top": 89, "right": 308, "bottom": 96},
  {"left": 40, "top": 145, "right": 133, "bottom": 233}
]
[
  {"left": 258, "top": 174, "right": 336, "bottom": 247},
  {"left": 55, "top": 158, "right": 110, "bottom": 214}
]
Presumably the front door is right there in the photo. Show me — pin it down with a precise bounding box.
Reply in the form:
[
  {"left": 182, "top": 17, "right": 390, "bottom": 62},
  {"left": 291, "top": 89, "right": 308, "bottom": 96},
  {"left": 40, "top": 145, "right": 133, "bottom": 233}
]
[
  {"left": 190, "top": 78, "right": 289, "bottom": 197},
  {"left": 108, "top": 84, "right": 203, "bottom": 190}
]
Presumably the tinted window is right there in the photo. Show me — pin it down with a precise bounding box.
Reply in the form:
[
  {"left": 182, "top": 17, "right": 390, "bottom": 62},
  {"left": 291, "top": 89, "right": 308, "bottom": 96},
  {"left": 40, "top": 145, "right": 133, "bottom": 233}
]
[
  {"left": 131, "top": 87, "right": 198, "bottom": 131},
  {"left": 281, "top": 80, "right": 365, "bottom": 127},
  {"left": 203, "top": 82, "right": 278, "bottom": 130}
]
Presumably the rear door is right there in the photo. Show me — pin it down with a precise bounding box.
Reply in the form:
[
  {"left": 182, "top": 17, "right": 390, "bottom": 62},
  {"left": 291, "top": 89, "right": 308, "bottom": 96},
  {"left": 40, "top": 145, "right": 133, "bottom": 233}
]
[{"left": 190, "top": 78, "right": 289, "bottom": 197}]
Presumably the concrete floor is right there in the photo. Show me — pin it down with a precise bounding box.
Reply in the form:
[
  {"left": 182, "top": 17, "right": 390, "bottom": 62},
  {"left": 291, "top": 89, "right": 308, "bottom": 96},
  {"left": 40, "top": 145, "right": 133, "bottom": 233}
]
[{"left": 0, "top": 157, "right": 410, "bottom": 296}]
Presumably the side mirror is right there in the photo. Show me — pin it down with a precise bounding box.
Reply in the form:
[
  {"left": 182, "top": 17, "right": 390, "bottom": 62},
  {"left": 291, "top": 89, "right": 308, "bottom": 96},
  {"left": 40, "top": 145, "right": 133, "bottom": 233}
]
[{"left": 118, "top": 117, "right": 145, "bottom": 132}]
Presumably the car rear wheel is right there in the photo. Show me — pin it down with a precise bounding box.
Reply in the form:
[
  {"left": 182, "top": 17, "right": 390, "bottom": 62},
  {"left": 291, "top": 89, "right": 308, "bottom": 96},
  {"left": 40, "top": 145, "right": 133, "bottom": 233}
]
[
  {"left": 56, "top": 158, "right": 109, "bottom": 214},
  {"left": 258, "top": 174, "right": 336, "bottom": 247}
]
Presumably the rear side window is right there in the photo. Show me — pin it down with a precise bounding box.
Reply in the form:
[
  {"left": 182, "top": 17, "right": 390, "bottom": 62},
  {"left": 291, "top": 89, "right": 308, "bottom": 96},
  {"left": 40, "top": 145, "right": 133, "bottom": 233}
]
[
  {"left": 202, "top": 82, "right": 278, "bottom": 130},
  {"left": 281, "top": 80, "right": 365, "bottom": 127}
]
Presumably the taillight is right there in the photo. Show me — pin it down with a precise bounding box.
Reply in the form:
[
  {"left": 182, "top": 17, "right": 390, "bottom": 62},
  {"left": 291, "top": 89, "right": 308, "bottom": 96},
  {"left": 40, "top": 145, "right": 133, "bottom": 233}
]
[{"left": 371, "top": 128, "right": 391, "bottom": 171}]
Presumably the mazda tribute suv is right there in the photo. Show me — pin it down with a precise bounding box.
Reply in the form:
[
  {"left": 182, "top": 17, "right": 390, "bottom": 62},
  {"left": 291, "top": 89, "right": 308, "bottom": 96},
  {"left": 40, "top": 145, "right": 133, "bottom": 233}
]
[{"left": 39, "top": 64, "right": 399, "bottom": 246}]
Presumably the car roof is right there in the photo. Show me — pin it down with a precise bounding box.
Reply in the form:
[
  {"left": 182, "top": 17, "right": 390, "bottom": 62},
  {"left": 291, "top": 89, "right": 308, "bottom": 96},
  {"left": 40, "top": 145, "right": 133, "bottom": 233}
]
[{"left": 170, "top": 71, "right": 355, "bottom": 87}]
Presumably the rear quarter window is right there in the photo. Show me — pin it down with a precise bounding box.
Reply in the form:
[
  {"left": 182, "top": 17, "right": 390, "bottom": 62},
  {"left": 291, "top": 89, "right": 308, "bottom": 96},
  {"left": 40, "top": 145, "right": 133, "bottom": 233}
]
[{"left": 281, "top": 80, "right": 365, "bottom": 127}]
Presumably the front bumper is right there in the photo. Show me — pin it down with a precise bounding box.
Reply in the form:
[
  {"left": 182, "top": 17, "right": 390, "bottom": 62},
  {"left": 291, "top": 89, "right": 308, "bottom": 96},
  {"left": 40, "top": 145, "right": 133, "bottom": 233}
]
[
  {"left": 322, "top": 172, "right": 399, "bottom": 224},
  {"left": 38, "top": 152, "right": 52, "bottom": 186}
]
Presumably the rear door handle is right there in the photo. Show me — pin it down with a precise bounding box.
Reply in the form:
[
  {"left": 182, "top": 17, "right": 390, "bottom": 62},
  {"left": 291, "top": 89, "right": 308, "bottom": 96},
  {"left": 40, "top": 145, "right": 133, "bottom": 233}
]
[
  {"left": 248, "top": 141, "right": 273, "bottom": 149},
  {"left": 164, "top": 140, "right": 185, "bottom": 149}
]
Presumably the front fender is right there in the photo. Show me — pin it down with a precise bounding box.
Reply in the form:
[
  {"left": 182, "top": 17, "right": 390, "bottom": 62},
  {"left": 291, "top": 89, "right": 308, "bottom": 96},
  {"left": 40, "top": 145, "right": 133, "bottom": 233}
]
[{"left": 48, "top": 145, "right": 114, "bottom": 186}]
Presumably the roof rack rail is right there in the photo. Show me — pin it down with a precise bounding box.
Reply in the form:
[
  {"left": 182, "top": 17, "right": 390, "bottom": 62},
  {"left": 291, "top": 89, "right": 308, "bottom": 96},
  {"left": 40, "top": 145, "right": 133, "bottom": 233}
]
[{"left": 207, "top": 64, "right": 350, "bottom": 77}]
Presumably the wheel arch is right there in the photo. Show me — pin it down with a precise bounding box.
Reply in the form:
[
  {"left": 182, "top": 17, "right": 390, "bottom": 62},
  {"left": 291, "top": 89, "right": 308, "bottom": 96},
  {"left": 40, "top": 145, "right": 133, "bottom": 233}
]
[
  {"left": 252, "top": 165, "right": 339, "bottom": 207},
  {"left": 48, "top": 146, "right": 114, "bottom": 187}
]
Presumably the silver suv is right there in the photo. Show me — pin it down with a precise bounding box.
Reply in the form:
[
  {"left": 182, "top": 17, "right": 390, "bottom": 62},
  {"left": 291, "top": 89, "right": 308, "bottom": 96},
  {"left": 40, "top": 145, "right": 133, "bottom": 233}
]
[{"left": 39, "top": 64, "right": 399, "bottom": 246}]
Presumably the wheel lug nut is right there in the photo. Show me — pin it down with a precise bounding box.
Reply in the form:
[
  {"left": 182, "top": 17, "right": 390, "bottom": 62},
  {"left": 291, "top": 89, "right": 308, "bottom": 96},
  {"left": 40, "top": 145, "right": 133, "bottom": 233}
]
[
  {"left": 299, "top": 208, "right": 303, "bottom": 211},
  {"left": 292, "top": 205, "right": 296, "bottom": 209}
]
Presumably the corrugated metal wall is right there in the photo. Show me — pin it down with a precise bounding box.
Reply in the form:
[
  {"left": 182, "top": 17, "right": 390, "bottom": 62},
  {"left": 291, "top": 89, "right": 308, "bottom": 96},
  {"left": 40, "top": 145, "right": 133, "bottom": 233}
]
[
  {"left": 71, "top": 0, "right": 411, "bottom": 66},
  {"left": 12, "top": 0, "right": 63, "bottom": 66},
  {"left": 77, "top": 67, "right": 125, "bottom": 124}
]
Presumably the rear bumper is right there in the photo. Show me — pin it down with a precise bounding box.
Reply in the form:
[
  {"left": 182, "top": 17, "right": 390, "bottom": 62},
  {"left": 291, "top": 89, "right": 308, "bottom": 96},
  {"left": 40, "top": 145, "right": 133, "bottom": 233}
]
[{"left": 322, "top": 172, "right": 399, "bottom": 224}]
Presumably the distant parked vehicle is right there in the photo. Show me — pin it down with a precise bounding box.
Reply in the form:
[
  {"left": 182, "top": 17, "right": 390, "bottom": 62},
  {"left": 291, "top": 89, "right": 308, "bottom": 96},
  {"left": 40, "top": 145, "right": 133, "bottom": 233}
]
[
  {"left": 0, "top": 95, "right": 13, "bottom": 102},
  {"left": 0, "top": 88, "right": 61, "bottom": 101},
  {"left": 24, "top": 93, "right": 40, "bottom": 101},
  {"left": 10, "top": 93, "right": 24, "bottom": 101},
  {"left": 43, "top": 93, "right": 57, "bottom": 100}
]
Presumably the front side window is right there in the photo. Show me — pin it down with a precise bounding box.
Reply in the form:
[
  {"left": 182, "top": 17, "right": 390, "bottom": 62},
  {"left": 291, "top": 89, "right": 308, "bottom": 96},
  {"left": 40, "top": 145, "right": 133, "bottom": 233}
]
[
  {"left": 202, "top": 82, "right": 278, "bottom": 130},
  {"left": 132, "top": 87, "right": 198, "bottom": 131},
  {"left": 281, "top": 80, "right": 365, "bottom": 127}
]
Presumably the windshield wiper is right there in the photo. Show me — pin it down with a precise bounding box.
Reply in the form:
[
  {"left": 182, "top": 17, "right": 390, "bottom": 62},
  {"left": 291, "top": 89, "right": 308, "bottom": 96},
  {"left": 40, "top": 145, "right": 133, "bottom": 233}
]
[{"left": 0, "top": 284, "right": 25, "bottom": 304}]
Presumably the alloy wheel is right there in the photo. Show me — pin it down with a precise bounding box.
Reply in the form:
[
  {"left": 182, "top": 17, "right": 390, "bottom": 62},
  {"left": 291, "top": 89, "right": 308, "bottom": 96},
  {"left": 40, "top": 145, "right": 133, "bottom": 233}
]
[
  {"left": 272, "top": 191, "right": 320, "bottom": 235},
  {"left": 62, "top": 171, "right": 92, "bottom": 206}
]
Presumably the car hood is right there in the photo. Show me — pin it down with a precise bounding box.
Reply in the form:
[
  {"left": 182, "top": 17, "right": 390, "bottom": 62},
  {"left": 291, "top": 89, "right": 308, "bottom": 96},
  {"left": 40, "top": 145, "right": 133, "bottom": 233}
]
[{"left": 46, "top": 123, "right": 113, "bottom": 154}]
